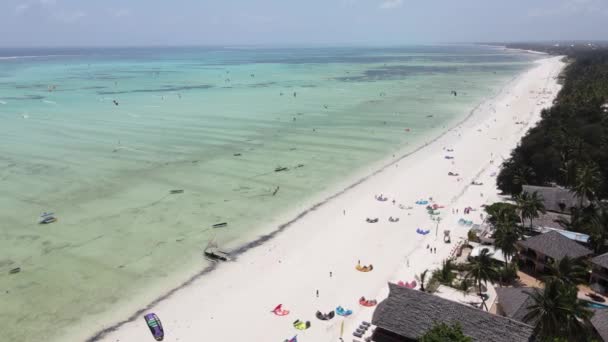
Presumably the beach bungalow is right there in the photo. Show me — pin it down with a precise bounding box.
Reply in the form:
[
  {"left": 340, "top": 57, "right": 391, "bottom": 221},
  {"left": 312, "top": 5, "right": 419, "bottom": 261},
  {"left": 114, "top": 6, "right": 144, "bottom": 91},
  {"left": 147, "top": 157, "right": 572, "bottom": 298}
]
[
  {"left": 495, "top": 287, "right": 608, "bottom": 342},
  {"left": 494, "top": 287, "right": 537, "bottom": 323},
  {"left": 590, "top": 309, "right": 608, "bottom": 342},
  {"left": 516, "top": 231, "right": 593, "bottom": 273},
  {"left": 590, "top": 252, "right": 608, "bottom": 295},
  {"left": 371, "top": 283, "right": 534, "bottom": 342},
  {"left": 522, "top": 185, "right": 586, "bottom": 214}
]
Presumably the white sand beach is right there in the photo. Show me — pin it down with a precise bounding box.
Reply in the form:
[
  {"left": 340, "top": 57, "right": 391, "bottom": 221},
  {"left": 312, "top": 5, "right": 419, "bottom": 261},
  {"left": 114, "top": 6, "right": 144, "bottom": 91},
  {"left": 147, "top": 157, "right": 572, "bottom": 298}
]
[{"left": 88, "top": 56, "right": 565, "bottom": 342}]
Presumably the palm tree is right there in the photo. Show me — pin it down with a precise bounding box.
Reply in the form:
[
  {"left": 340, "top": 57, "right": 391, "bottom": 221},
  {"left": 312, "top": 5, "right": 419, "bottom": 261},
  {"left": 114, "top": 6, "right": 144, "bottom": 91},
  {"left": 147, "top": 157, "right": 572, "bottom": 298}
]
[
  {"left": 516, "top": 191, "right": 546, "bottom": 230},
  {"left": 493, "top": 224, "right": 520, "bottom": 268},
  {"left": 433, "top": 259, "right": 456, "bottom": 285},
  {"left": 556, "top": 206, "right": 585, "bottom": 231},
  {"left": 513, "top": 165, "right": 536, "bottom": 192},
  {"left": 465, "top": 248, "right": 499, "bottom": 296},
  {"left": 543, "top": 256, "right": 588, "bottom": 286},
  {"left": 572, "top": 163, "right": 602, "bottom": 208},
  {"left": 587, "top": 205, "right": 608, "bottom": 254},
  {"left": 515, "top": 191, "right": 531, "bottom": 226},
  {"left": 416, "top": 269, "right": 429, "bottom": 292},
  {"left": 524, "top": 280, "right": 593, "bottom": 340}
]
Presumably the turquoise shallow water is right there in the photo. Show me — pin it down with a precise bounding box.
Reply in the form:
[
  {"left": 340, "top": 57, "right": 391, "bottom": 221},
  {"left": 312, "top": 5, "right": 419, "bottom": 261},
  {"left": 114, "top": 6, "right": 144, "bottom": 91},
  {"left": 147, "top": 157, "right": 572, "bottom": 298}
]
[{"left": 0, "top": 46, "right": 537, "bottom": 341}]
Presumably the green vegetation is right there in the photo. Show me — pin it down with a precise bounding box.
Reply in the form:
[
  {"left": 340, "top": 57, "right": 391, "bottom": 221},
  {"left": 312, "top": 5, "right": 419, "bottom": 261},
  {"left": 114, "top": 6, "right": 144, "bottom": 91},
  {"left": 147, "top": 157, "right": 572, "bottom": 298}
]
[
  {"left": 524, "top": 279, "right": 594, "bottom": 341},
  {"left": 420, "top": 323, "right": 473, "bottom": 342},
  {"left": 497, "top": 51, "right": 608, "bottom": 199},
  {"left": 432, "top": 259, "right": 457, "bottom": 286},
  {"left": 479, "top": 45, "right": 608, "bottom": 341},
  {"left": 515, "top": 191, "right": 546, "bottom": 229},
  {"left": 465, "top": 248, "right": 499, "bottom": 295},
  {"left": 542, "top": 256, "right": 589, "bottom": 286},
  {"left": 416, "top": 269, "right": 429, "bottom": 292},
  {"left": 495, "top": 49, "right": 608, "bottom": 254}
]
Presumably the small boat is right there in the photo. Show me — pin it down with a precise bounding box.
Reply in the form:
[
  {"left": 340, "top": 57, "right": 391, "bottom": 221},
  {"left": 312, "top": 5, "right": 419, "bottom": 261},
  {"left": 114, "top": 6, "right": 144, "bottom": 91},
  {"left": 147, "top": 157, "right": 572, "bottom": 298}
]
[
  {"left": 204, "top": 239, "right": 231, "bottom": 262},
  {"left": 38, "top": 212, "right": 57, "bottom": 224},
  {"left": 204, "top": 248, "right": 230, "bottom": 262},
  {"left": 275, "top": 166, "right": 288, "bottom": 172},
  {"left": 170, "top": 189, "right": 184, "bottom": 194},
  {"left": 212, "top": 222, "right": 227, "bottom": 228},
  {"left": 233, "top": 153, "right": 242, "bottom": 156},
  {"left": 9, "top": 267, "right": 21, "bottom": 274}
]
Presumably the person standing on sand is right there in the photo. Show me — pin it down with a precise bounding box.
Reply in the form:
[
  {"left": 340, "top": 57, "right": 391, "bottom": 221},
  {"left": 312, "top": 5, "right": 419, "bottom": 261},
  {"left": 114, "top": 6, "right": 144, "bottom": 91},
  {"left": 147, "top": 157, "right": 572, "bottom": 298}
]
[
  {"left": 330, "top": 271, "right": 333, "bottom": 278},
  {"left": 316, "top": 289, "right": 319, "bottom": 298}
]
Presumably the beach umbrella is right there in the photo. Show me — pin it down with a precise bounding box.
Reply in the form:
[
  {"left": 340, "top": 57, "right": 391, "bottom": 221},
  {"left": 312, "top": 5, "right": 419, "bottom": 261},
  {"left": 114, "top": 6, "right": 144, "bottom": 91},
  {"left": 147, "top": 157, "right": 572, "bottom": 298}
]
[{"left": 340, "top": 321, "right": 344, "bottom": 338}]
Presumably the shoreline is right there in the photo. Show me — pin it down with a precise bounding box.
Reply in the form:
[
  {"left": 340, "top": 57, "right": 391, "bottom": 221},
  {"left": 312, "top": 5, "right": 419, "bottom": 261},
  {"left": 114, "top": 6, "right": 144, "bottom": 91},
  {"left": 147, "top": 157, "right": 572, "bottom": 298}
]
[{"left": 72, "top": 55, "right": 564, "bottom": 342}]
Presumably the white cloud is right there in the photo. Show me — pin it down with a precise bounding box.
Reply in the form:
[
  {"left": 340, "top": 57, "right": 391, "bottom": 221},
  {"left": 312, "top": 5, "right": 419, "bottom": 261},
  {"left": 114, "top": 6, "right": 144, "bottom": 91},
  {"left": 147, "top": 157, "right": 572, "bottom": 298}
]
[
  {"left": 379, "top": 0, "right": 403, "bottom": 9},
  {"left": 15, "top": 3, "right": 31, "bottom": 14},
  {"left": 52, "top": 10, "right": 86, "bottom": 23},
  {"left": 528, "top": 0, "right": 608, "bottom": 17},
  {"left": 110, "top": 8, "right": 130, "bottom": 18}
]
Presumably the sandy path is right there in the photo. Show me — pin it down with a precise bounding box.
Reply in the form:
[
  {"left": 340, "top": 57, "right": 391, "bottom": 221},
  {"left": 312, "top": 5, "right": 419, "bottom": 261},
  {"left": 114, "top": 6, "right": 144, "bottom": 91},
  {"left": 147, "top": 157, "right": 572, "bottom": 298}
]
[{"left": 88, "top": 56, "right": 564, "bottom": 342}]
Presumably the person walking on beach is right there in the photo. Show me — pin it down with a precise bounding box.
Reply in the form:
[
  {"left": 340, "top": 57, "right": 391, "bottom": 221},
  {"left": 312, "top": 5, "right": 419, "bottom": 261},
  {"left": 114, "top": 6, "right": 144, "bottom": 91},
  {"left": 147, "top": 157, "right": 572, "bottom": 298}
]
[
  {"left": 330, "top": 271, "right": 333, "bottom": 278},
  {"left": 316, "top": 289, "right": 319, "bottom": 298}
]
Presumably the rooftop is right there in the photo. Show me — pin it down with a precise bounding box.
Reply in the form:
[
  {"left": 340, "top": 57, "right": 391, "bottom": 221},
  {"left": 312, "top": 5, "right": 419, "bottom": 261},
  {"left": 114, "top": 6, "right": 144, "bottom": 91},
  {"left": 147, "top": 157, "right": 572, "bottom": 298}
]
[
  {"left": 518, "top": 230, "right": 593, "bottom": 260},
  {"left": 529, "top": 211, "right": 570, "bottom": 230},
  {"left": 591, "top": 252, "right": 608, "bottom": 269},
  {"left": 494, "top": 287, "right": 537, "bottom": 324},
  {"left": 470, "top": 245, "right": 510, "bottom": 264},
  {"left": 371, "top": 283, "right": 535, "bottom": 342},
  {"left": 590, "top": 309, "right": 608, "bottom": 342},
  {"left": 522, "top": 185, "right": 586, "bottom": 213}
]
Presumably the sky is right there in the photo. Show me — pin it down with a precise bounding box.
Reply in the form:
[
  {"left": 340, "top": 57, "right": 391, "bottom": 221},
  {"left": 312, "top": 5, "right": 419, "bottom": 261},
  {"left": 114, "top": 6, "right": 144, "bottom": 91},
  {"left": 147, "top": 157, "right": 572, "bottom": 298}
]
[{"left": 1, "top": 0, "right": 607, "bottom": 47}]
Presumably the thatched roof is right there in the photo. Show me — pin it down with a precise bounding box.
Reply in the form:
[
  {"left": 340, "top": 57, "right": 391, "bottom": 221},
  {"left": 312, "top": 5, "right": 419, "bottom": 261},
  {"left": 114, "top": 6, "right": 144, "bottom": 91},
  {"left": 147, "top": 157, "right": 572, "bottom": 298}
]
[
  {"left": 591, "top": 252, "right": 608, "bottom": 269},
  {"left": 590, "top": 309, "right": 608, "bottom": 342},
  {"left": 529, "top": 211, "right": 570, "bottom": 230},
  {"left": 495, "top": 287, "right": 537, "bottom": 324},
  {"left": 522, "top": 185, "right": 585, "bottom": 213},
  {"left": 518, "top": 231, "right": 593, "bottom": 260},
  {"left": 371, "top": 283, "right": 534, "bottom": 342}
]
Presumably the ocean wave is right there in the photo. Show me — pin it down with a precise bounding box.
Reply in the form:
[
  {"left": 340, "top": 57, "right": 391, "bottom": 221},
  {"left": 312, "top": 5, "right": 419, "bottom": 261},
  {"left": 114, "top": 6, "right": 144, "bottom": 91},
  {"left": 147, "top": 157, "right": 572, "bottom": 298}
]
[{"left": 0, "top": 54, "right": 80, "bottom": 60}]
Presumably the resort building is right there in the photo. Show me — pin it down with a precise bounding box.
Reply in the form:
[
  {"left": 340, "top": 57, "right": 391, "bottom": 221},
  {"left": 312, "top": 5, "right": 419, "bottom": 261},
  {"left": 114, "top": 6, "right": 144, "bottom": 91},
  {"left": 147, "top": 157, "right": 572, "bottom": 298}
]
[
  {"left": 522, "top": 185, "right": 585, "bottom": 214},
  {"left": 371, "top": 283, "right": 534, "bottom": 342},
  {"left": 494, "top": 287, "right": 608, "bottom": 342},
  {"left": 591, "top": 252, "right": 608, "bottom": 295},
  {"left": 591, "top": 309, "right": 608, "bottom": 342},
  {"left": 521, "top": 185, "right": 589, "bottom": 234},
  {"left": 516, "top": 231, "right": 593, "bottom": 273},
  {"left": 494, "top": 287, "right": 536, "bottom": 323}
]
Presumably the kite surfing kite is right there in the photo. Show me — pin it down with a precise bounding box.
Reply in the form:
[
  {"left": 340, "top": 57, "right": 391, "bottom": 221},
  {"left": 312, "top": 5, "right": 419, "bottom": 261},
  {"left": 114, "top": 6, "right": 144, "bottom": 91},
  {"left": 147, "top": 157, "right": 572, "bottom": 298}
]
[
  {"left": 143, "top": 313, "right": 164, "bottom": 341},
  {"left": 293, "top": 319, "right": 311, "bottom": 330},
  {"left": 359, "top": 296, "right": 378, "bottom": 307},
  {"left": 355, "top": 264, "right": 373, "bottom": 272},
  {"left": 397, "top": 280, "right": 417, "bottom": 289},
  {"left": 272, "top": 304, "right": 290, "bottom": 316},
  {"left": 315, "top": 310, "right": 335, "bottom": 321},
  {"left": 336, "top": 306, "right": 353, "bottom": 317}
]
